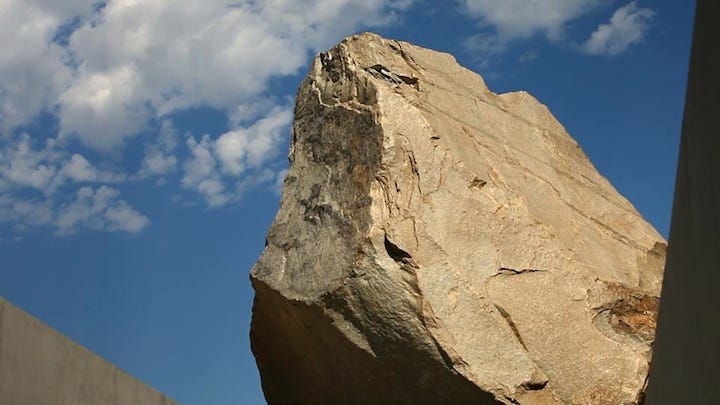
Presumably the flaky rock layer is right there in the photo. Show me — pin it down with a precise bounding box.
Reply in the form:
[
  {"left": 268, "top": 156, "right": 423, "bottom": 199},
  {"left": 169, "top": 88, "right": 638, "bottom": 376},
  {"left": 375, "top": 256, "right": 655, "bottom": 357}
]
[{"left": 250, "top": 33, "right": 665, "bottom": 404}]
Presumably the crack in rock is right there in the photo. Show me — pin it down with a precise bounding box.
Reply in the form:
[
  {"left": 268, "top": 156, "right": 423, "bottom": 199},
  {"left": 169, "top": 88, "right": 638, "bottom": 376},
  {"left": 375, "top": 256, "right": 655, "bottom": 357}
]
[{"left": 496, "top": 267, "right": 547, "bottom": 276}]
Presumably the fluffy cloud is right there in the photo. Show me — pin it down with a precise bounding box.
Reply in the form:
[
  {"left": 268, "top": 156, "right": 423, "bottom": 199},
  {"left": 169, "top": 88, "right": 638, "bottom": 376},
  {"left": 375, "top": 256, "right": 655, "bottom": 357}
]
[
  {"left": 215, "top": 107, "right": 292, "bottom": 176},
  {"left": 140, "top": 120, "right": 179, "bottom": 178},
  {"left": 180, "top": 106, "right": 291, "bottom": 206},
  {"left": 0, "top": 186, "right": 149, "bottom": 235},
  {"left": 0, "top": 0, "right": 96, "bottom": 133},
  {"left": 54, "top": 186, "right": 149, "bottom": 235},
  {"left": 461, "top": 0, "right": 655, "bottom": 62},
  {"left": 58, "top": 65, "right": 151, "bottom": 150},
  {"left": 54, "top": 0, "right": 412, "bottom": 150},
  {"left": 0, "top": 0, "right": 414, "bottom": 235},
  {"left": 461, "top": 0, "right": 600, "bottom": 41},
  {"left": 273, "top": 169, "right": 288, "bottom": 195},
  {"left": 182, "top": 135, "right": 227, "bottom": 207},
  {"left": 0, "top": 196, "right": 54, "bottom": 229},
  {"left": 0, "top": 135, "right": 58, "bottom": 191},
  {"left": 0, "top": 135, "right": 124, "bottom": 194},
  {"left": 582, "top": 2, "right": 655, "bottom": 55},
  {"left": 0, "top": 0, "right": 412, "bottom": 236},
  {"left": 0, "top": 134, "right": 143, "bottom": 235}
]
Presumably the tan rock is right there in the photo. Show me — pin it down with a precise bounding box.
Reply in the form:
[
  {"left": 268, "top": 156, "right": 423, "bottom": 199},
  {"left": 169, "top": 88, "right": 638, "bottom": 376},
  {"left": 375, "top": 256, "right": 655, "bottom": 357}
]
[{"left": 250, "top": 33, "right": 665, "bottom": 404}]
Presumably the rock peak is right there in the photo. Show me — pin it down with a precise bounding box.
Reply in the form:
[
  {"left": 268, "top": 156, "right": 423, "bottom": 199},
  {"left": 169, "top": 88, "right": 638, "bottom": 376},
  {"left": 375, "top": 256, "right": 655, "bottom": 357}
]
[{"left": 251, "top": 33, "right": 665, "bottom": 404}]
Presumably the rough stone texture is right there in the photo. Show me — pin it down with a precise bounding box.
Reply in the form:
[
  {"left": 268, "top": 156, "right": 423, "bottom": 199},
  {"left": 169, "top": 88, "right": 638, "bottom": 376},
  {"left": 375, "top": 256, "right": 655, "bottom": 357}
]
[
  {"left": 251, "top": 33, "right": 666, "bottom": 405},
  {"left": 0, "top": 297, "right": 176, "bottom": 405}
]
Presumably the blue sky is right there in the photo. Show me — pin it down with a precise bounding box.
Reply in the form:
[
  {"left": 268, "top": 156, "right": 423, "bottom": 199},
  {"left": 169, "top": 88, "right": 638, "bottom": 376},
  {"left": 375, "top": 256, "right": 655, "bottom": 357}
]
[{"left": 0, "top": 1, "right": 694, "bottom": 404}]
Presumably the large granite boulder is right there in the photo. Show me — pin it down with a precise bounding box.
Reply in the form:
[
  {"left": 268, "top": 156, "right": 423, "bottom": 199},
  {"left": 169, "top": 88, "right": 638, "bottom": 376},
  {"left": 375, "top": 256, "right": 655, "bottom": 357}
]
[{"left": 250, "top": 33, "right": 665, "bottom": 404}]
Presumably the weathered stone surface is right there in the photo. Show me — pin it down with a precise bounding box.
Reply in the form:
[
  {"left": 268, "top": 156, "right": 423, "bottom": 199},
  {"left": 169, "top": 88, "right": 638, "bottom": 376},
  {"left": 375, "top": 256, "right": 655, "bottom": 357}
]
[{"left": 250, "top": 33, "right": 665, "bottom": 404}]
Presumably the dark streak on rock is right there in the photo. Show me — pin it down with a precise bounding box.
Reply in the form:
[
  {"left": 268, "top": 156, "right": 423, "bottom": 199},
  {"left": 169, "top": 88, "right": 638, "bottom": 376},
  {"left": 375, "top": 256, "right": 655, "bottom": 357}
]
[
  {"left": 521, "top": 380, "right": 548, "bottom": 391},
  {"left": 497, "top": 268, "right": 546, "bottom": 276},
  {"left": 494, "top": 304, "right": 528, "bottom": 351},
  {"left": 365, "top": 64, "right": 419, "bottom": 89},
  {"left": 397, "top": 74, "right": 419, "bottom": 85},
  {"left": 470, "top": 177, "right": 487, "bottom": 189},
  {"left": 384, "top": 234, "right": 417, "bottom": 268}
]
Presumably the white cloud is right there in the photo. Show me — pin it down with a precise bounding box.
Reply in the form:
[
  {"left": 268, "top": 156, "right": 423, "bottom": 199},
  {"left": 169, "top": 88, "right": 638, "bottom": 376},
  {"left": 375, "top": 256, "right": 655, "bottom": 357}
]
[
  {"left": 582, "top": 2, "right": 654, "bottom": 55},
  {"left": 0, "top": 134, "right": 124, "bottom": 194},
  {"left": 273, "top": 168, "right": 288, "bottom": 195},
  {"left": 0, "top": 0, "right": 415, "bottom": 143},
  {"left": 180, "top": 106, "right": 291, "bottom": 207},
  {"left": 54, "top": 186, "right": 149, "bottom": 235},
  {"left": 0, "top": 0, "right": 416, "bottom": 234},
  {"left": 0, "top": 0, "right": 96, "bottom": 134},
  {"left": 0, "top": 186, "right": 149, "bottom": 235},
  {"left": 54, "top": 0, "right": 413, "bottom": 150},
  {"left": 139, "top": 120, "right": 178, "bottom": 178},
  {"left": 0, "top": 135, "right": 57, "bottom": 190},
  {"left": 182, "top": 135, "right": 227, "bottom": 208},
  {"left": 216, "top": 107, "right": 292, "bottom": 176},
  {"left": 0, "top": 196, "right": 53, "bottom": 228},
  {"left": 62, "top": 154, "right": 98, "bottom": 182},
  {"left": 235, "top": 168, "right": 278, "bottom": 195},
  {"left": 60, "top": 153, "right": 124, "bottom": 184},
  {"left": 0, "top": 133, "right": 142, "bottom": 235},
  {"left": 58, "top": 65, "right": 151, "bottom": 150},
  {"left": 103, "top": 202, "right": 151, "bottom": 233},
  {"left": 461, "top": 0, "right": 600, "bottom": 41},
  {"left": 143, "top": 153, "right": 177, "bottom": 177}
]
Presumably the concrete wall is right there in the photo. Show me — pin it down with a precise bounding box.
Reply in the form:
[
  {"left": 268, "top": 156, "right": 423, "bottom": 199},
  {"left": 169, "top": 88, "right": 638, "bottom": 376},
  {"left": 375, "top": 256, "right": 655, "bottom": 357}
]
[
  {"left": 0, "top": 297, "right": 177, "bottom": 405},
  {"left": 645, "top": 1, "right": 720, "bottom": 403}
]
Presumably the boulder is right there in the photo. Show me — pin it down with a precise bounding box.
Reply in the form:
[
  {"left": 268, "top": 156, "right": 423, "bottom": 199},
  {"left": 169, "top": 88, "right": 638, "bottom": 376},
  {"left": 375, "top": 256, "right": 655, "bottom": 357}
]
[{"left": 250, "top": 33, "right": 665, "bottom": 404}]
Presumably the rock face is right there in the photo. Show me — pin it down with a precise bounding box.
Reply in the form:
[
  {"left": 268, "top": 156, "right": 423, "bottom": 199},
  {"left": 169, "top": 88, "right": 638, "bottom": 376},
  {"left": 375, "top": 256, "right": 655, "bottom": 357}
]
[{"left": 250, "top": 33, "right": 665, "bottom": 404}]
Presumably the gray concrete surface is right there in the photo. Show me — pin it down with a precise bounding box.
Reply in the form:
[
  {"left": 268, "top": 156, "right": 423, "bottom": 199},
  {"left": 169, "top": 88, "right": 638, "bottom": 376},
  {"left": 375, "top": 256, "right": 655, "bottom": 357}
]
[
  {"left": 645, "top": 1, "right": 720, "bottom": 403},
  {"left": 0, "top": 297, "right": 177, "bottom": 405}
]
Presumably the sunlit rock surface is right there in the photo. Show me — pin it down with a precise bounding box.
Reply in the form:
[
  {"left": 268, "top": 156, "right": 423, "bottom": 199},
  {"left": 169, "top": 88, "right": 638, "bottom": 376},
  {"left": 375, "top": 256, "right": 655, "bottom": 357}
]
[{"left": 250, "top": 33, "right": 665, "bottom": 405}]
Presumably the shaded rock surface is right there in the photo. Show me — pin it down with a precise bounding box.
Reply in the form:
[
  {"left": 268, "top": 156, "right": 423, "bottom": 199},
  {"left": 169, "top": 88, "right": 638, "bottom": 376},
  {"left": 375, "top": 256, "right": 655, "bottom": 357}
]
[{"left": 250, "top": 33, "right": 665, "bottom": 404}]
